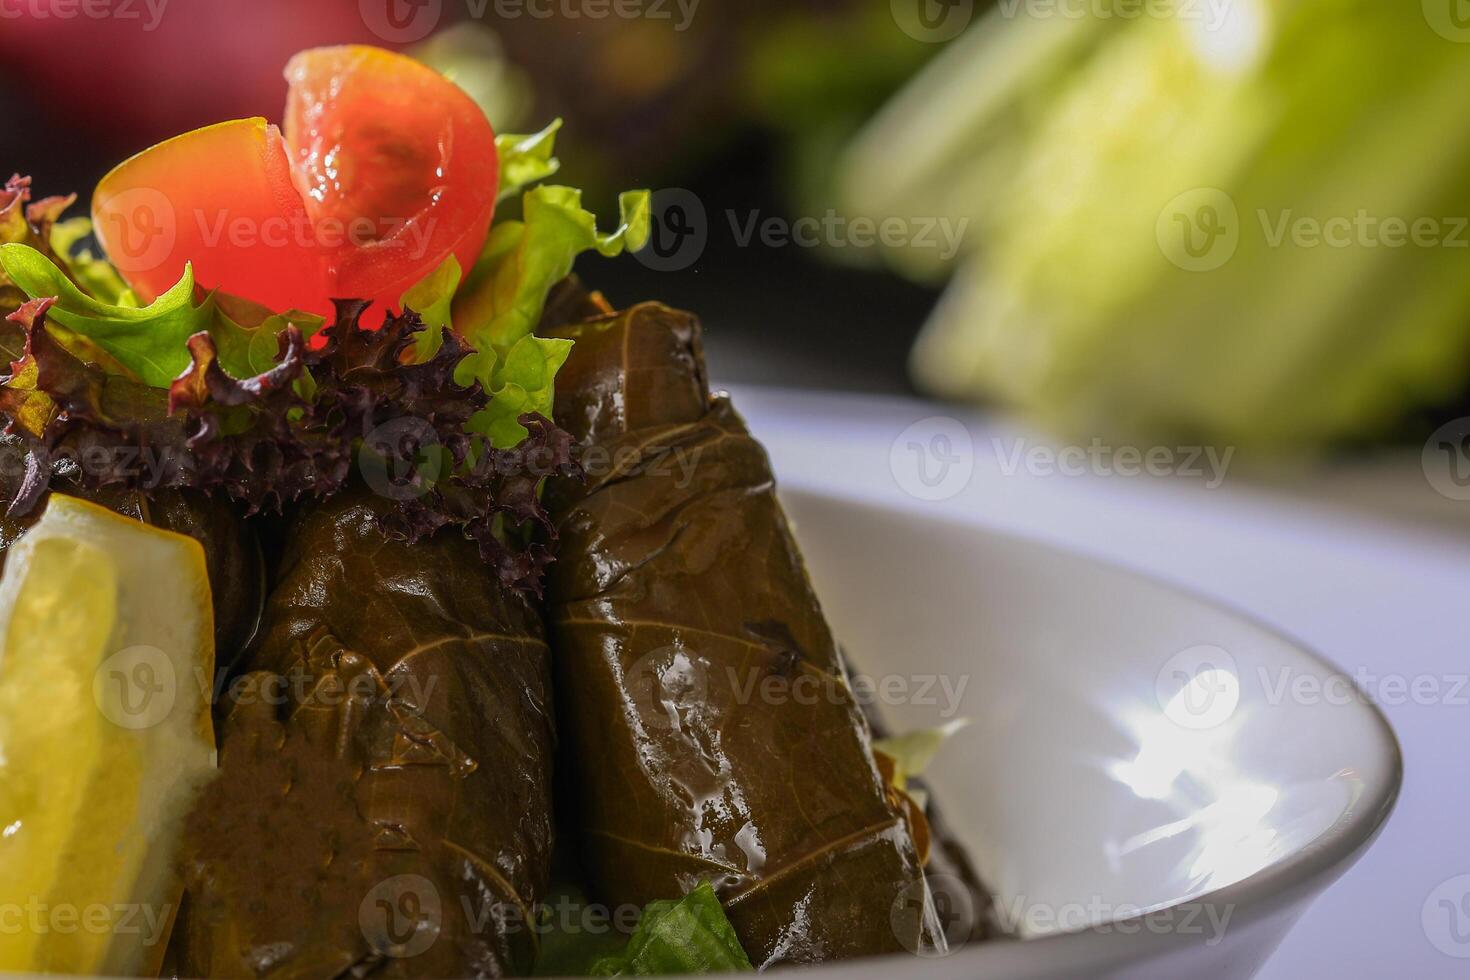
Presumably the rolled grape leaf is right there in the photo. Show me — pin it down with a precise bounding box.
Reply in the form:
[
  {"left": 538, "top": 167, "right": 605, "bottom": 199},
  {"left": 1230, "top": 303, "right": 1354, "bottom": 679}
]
[
  {"left": 175, "top": 487, "right": 556, "bottom": 978},
  {"left": 543, "top": 304, "right": 944, "bottom": 967}
]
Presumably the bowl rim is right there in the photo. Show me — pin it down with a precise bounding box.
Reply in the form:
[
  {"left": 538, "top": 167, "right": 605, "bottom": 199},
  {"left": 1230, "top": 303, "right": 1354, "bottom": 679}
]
[{"left": 779, "top": 486, "right": 1405, "bottom": 977}]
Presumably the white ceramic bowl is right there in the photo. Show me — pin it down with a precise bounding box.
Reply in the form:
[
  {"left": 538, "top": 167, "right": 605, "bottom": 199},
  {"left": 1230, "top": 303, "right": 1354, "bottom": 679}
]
[{"left": 781, "top": 489, "right": 1402, "bottom": 980}]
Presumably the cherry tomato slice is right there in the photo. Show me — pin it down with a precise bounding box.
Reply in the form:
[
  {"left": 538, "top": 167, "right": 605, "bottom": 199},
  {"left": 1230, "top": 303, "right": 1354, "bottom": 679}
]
[{"left": 92, "top": 46, "right": 498, "bottom": 319}]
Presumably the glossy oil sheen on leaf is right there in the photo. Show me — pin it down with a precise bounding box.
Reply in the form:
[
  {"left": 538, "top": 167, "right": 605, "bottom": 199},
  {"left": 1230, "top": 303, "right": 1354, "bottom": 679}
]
[
  {"left": 543, "top": 303, "right": 944, "bottom": 968},
  {"left": 176, "top": 488, "right": 556, "bottom": 978}
]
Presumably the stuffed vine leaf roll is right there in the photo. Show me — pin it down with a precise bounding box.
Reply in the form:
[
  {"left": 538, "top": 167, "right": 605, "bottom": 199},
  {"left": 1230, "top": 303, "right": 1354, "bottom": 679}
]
[
  {"left": 543, "top": 303, "right": 944, "bottom": 967},
  {"left": 175, "top": 487, "right": 556, "bottom": 978}
]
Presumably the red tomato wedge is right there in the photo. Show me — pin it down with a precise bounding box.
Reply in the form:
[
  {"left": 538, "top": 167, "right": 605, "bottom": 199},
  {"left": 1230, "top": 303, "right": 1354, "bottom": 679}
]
[{"left": 92, "top": 46, "right": 498, "bottom": 318}]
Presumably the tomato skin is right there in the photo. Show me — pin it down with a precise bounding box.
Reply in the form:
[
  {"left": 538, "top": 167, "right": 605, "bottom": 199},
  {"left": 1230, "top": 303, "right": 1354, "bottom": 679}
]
[
  {"left": 92, "top": 119, "right": 327, "bottom": 314},
  {"left": 91, "top": 46, "right": 498, "bottom": 319},
  {"left": 285, "top": 46, "right": 499, "bottom": 314}
]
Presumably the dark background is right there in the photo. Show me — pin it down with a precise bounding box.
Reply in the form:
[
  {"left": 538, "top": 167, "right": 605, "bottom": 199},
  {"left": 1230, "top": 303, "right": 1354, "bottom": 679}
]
[{"left": 0, "top": 0, "right": 938, "bottom": 394}]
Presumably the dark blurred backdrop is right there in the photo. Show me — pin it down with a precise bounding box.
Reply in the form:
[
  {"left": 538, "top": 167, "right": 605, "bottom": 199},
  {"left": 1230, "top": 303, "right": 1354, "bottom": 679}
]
[{"left": 0, "top": 0, "right": 943, "bottom": 393}]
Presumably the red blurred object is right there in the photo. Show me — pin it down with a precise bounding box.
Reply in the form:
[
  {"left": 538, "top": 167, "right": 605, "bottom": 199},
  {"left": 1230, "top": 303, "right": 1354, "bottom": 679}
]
[
  {"left": 0, "top": 1, "right": 390, "bottom": 148},
  {"left": 91, "top": 46, "right": 498, "bottom": 317}
]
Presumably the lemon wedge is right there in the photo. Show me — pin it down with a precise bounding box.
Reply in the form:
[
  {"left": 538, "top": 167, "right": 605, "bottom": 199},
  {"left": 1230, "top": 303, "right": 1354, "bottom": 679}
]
[{"left": 0, "top": 494, "right": 217, "bottom": 976}]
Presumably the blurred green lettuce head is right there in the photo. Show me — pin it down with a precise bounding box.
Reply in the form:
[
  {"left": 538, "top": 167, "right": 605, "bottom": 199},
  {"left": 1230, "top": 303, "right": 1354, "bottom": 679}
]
[{"left": 841, "top": 0, "right": 1470, "bottom": 449}]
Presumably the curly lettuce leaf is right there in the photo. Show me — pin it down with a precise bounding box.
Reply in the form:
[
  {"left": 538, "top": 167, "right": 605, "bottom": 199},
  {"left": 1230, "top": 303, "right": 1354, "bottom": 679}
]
[
  {"left": 498, "top": 120, "right": 564, "bottom": 202},
  {"left": 455, "top": 333, "right": 573, "bottom": 449},
  {"left": 1, "top": 176, "right": 78, "bottom": 310},
  {"left": 591, "top": 884, "right": 752, "bottom": 977},
  {"left": 0, "top": 243, "right": 321, "bottom": 386},
  {"left": 399, "top": 253, "right": 462, "bottom": 363},
  {"left": 449, "top": 185, "right": 648, "bottom": 447},
  {"left": 49, "top": 217, "right": 135, "bottom": 305},
  {"left": 1, "top": 242, "right": 209, "bottom": 384},
  {"left": 456, "top": 185, "right": 650, "bottom": 349},
  {"left": 208, "top": 292, "right": 324, "bottom": 383}
]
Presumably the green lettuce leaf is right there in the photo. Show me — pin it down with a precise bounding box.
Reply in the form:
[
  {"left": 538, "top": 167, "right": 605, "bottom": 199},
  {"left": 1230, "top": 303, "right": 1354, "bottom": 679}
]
[
  {"left": 1, "top": 242, "right": 211, "bottom": 384},
  {"left": 451, "top": 184, "right": 649, "bottom": 446},
  {"left": 498, "top": 120, "right": 564, "bottom": 202},
  {"left": 399, "top": 253, "right": 463, "bottom": 362},
  {"left": 591, "top": 884, "right": 752, "bottom": 977},
  {"left": 0, "top": 243, "right": 322, "bottom": 386},
  {"left": 456, "top": 185, "right": 650, "bottom": 350},
  {"left": 49, "top": 217, "right": 134, "bottom": 305},
  {"left": 1, "top": 177, "right": 79, "bottom": 311}
]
